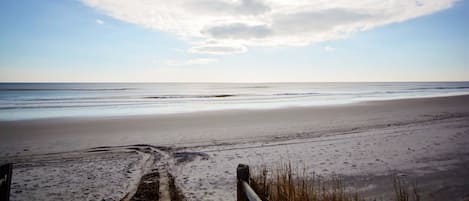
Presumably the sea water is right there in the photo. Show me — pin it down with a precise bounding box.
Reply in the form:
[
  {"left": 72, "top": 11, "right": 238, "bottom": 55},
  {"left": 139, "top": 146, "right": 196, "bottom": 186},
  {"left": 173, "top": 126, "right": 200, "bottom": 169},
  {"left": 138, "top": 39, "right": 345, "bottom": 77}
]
[{"left": 1, "top": 82, "right": 469, "bottom": 120}]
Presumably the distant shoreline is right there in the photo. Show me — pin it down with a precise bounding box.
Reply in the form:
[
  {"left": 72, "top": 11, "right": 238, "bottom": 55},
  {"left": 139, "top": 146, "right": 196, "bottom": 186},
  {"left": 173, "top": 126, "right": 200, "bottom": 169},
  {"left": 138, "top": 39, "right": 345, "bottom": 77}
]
[
  {"left": 1, "top": 93, "right": 469, "bottom": 122},
  {"left": 2, "top": 82, "right": 469, "bottom": 121},
  {"left": 2, "top": 94, "right": 469, "bottom": 154},
  {"left": 1, "top": 81, "right": 469, "bottom": 83}
]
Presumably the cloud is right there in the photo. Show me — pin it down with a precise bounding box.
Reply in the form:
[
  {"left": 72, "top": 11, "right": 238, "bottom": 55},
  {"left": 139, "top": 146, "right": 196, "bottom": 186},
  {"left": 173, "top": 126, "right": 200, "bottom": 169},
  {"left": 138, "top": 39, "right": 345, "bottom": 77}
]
[
  {"left": 187, "top": 58, "right": 218, "bottom": 65},
  {"left": 202, "top": 23, "right": 271, "bottom": 39},
  {"left": 323, "top": 46, "right": 336, "bottom": 52},
  {"left": 166, "top": 58, "right": 218, "bottom": 66},
  {"left": 189, "top": 43, "right": 248, "bottom": 55},
  {"left": 95, "top": 19, "right": 104, "bottom": 24},
  {"left": 82, "top": 0, "right": 456, "bottom": 54},
  {"left": 186, "top": 0, "right": 270, "bottom": 16}
]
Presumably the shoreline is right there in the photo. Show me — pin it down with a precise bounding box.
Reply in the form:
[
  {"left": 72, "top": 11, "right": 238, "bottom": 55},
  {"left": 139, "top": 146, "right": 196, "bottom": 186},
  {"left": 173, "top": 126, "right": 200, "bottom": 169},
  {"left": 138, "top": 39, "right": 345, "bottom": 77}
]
[
  {"left": 1, "top": 93, "right": 469, "bottom": 122},
  {"left": 2, "top": 94, "right": 469, "bottom": 156},
  {"left": 2, "top": 93, "right": 469, "bottom": 122}
]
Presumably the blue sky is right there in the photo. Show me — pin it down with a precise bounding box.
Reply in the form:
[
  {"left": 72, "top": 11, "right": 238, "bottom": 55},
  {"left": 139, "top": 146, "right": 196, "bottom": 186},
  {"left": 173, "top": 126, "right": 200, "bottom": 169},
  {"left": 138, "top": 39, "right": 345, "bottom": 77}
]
[{"left": 0, "top": 0, "right": 468, "bottom": 82}]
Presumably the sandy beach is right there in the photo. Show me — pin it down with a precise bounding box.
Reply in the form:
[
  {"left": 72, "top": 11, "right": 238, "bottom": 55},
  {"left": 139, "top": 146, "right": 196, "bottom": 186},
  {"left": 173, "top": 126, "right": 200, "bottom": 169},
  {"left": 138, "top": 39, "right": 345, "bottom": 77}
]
[
  {"left": 1, "top": 95, "right": 469, "bottom": 200},
  {"left": 3, "top": 0, "right": 468, "bottom": 200}
]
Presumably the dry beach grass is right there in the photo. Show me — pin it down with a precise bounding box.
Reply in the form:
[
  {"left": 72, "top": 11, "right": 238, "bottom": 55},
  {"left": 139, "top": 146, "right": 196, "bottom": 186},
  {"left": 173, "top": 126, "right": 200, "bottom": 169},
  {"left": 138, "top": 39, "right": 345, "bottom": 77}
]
[{"left": 250, "top": 163, "right": 422, "bottom": 201}]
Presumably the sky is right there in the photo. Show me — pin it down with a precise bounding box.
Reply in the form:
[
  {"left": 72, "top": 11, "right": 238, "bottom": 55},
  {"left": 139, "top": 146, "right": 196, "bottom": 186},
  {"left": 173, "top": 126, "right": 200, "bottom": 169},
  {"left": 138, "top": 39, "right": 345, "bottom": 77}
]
[{"left": 0, "top": 0, "right": 468, "bottom": 82}]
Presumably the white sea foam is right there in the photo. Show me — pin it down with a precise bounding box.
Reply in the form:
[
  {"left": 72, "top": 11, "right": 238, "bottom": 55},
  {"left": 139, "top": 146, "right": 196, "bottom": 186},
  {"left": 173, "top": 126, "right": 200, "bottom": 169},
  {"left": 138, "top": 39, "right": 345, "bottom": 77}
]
[{"left": 1, "top": 82, "right": 469, "bottom": 120}]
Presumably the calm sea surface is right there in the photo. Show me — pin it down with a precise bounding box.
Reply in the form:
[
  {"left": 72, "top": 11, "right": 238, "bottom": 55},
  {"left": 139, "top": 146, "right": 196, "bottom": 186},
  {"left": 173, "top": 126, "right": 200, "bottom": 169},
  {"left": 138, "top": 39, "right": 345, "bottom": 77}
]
[{"left": 1, "top": 82, "right": 469, "bottom": 120}]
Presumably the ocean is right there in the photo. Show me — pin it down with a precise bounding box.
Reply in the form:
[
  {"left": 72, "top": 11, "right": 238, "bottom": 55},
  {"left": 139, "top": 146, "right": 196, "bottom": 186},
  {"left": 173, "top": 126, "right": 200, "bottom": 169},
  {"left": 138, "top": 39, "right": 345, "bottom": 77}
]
[{"left": 1, "top": 82, "right": 469, "bottom": 121}]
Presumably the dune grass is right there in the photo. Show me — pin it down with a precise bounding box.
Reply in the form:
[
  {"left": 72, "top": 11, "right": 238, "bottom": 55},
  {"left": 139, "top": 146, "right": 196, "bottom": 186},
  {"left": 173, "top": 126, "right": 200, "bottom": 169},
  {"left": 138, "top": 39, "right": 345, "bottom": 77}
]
[
  {"left": 393, "top": 176, "right": 420, "bottom": 201},
  {"left": 249, "top": 163, "right": 420, "bottom": 201}
]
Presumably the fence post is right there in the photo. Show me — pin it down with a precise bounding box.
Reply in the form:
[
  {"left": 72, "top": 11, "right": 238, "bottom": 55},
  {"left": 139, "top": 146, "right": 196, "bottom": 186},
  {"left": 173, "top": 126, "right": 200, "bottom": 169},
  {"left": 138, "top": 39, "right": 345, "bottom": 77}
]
[
  {"left": 0, "top": 163, "right": 13, "bottom": 201},
  {"left": 237, "top": 164, "right": 250, "bottom": 201}
]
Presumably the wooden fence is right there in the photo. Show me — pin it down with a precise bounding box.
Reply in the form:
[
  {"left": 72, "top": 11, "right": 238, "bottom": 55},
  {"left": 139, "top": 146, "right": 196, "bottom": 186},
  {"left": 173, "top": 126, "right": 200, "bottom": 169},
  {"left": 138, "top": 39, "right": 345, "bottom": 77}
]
[
  {"left": 237, "top": 164, "right": 262, "bottom": 201},
  {"left": 0, "top": 163, "right": 13, "bottom": 201}
]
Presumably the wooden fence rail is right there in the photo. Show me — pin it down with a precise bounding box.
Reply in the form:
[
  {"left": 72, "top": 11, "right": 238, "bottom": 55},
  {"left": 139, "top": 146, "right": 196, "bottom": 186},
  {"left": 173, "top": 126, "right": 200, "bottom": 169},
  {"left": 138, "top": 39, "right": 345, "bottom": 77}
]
[
  {"left": 237, "top": 164, "right": 262, "bottom": 201},
  {"left": 0, "top": 163, "right": 13, "bottom": 201}
]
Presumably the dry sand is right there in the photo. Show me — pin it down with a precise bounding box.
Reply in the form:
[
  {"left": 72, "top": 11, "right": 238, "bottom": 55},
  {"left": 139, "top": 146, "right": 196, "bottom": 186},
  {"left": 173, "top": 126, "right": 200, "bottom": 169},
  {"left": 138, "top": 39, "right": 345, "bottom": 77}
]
[{"left": 1, "top": 95, "right": 469, "bottom": 200}]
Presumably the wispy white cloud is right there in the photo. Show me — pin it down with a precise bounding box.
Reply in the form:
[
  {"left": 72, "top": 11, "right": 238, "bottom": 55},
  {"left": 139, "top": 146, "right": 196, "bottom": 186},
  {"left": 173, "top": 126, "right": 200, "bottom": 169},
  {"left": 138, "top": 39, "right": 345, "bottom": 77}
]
[
  {"left": 189, "top": 42, "right": 248, "bottom": 55},
  {"left": 323, "top": 46, "right": 336, "bottom": 52},
  {"left": 95, "top": 19, "right": 104, "bottom": 24},
  {"left": 166, "top": 58, "right": 218, "bottom": 66},
  {"left": 187, "top": 58, "right": 219, "bottom": 65},
  {"left": 82, "top": 0, "right": 456, "bottom": 55}
]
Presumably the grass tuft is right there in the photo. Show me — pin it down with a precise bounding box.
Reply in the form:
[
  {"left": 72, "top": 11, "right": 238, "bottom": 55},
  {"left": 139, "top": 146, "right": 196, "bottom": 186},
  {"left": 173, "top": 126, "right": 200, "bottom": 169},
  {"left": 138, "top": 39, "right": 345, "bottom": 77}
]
[
  {"left": 250, "top": 163, "right": 364, "bottom": 201},
  {"left": 249, "top": 163, "right": 420, "bottom": 201},
  {"left": 393, "top": 176, "right": 420, "bottom": 201}
]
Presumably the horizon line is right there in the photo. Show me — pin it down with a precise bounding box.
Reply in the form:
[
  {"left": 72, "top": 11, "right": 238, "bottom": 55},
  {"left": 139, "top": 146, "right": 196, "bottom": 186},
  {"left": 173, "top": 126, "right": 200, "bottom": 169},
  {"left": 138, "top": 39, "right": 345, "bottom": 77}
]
[{"left": 1, "top": 81, "right": 469, "bottom": 84}]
